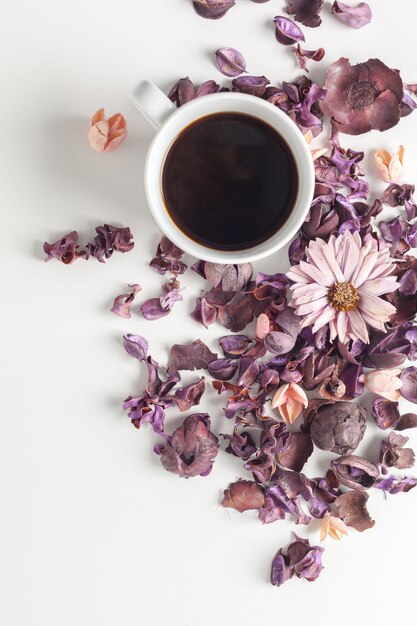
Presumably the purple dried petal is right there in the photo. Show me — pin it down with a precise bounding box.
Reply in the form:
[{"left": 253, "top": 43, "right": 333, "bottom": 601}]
[
  {"left": 168, "top": 77, "right": 196, "bottom": 107},
  {"left": 172, "top": 377, "right": 206, "bottom": 412},
  {"left": 397, "top": 413, "right": 417, "bottom": 431},
  {"left": 196, "top": 80, "right": 220, "bottom": 97},
  {"left": 371, "top": 398, "right": 400, "bottom": 430},
  {"left": 215, "top": 47, "right": 246, "bottom": 77},
  {"left": 399, "top": 269, "right": 417, "bottom": 296},
  {"left": 156, "top": 413, "right": 219, "bottom": 478},
  {"left": 141, "top": 279, "right": 183, "bottom": 320},
  {"left": 222, "top": 480, "right": 265, "bottom": 512},
  {"left": 260, "top": 368, "right": 280, "bottom": 392},
  {"left": 294, "top": 45, "right": 325, "bottom": 72},
  {"left": 217, "top": 293, "right": 256, "bottom": 332},
  {"left": 380, "top": 432, "right": 415, "bottom": 470},
  {"left": 190, "top": 297, "right": 217, "bottom": 328},
  {"left": 332, "top": 1, "right": 372, "bottom": 29},
  {"left": 287, "top": 536, "right": 324, "bottom": 581},
  {"left": 218, "top": 335, "right": 253, "bottom": 357},
  {"left": 400, "top": 367, "right": 417, "bottom": 403},
  {"left": 375, "top": 474, "right": 417, "bottom": 494},
  {"left": 221, "top": 428, "right": 257, "bottom": 460},
  {"left": 86, "top": 224, "right": 134, "bottom": 262},
  {"left": 236, "top": 357, "right": 260, "bottom": 387},
  {"left": 43, "top": 231, "right": 81, "bottom": 264},
  {"left": 149, "top": 236, "right": 186, "bottom": 275},
  {"left": 286, "top": 0, "right": 324, "bottom": 28},
  {"left": 273, "top": 16, "right": 305, "bottom": 45},
  {"left": 232, "top": 75, "right": 270, "bottom": 97},
  {"left": 111, "top": 284, "right": 141, "bottom": 318},
  {"left": 335, "top": 491, "right": 375, "bottom": 531},
  {"left": 168, "top": 339, "right": 217, "bottom": 374},
  {"left": 277, "top": 432, "right": 313, "bottom": 472},
  {"left": 207, "top": 358, "right": 238, "bottom": 381},
  {"left": 123, "top": 334, "right": 149, "bottom": 361},
  {"left": 270, "top": 551, "right": 293, "bottom": 587},
  {"left": 264, "top": 332, "right": 296, "bottom": 356},
  {"left": 202, "top": 262, "right": 253, "bottom": 291},
  {"left": 140, "top": 297, "right": 170, "bottom": 321},
  {"left": 193, "top": 0, "right": 236, "bottom": 20},
  {"left": 331, "top": 455, "right": 379, "bottom": 490}
]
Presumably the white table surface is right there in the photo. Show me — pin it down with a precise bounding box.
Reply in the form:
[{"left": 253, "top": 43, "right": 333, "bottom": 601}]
[{"left": 2, "top": 1, "right": 417, "bottom": 624}]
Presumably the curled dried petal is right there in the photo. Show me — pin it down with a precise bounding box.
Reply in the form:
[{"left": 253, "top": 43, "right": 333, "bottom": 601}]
[
  {"left": 215, "top": 47, "right": 246, "bottom": 77},
  {"left": 277, "top": 432, "right": 313, "bottom": 472},
  {"left": 380, "top": 432, "right": 415, "bottom": 470},
  {"left": 193, "top": 0, "right": 236, "bottom": 20},
  {"left": 332, "top": 1, "right": 372, "bottom": 29},
  {"left": 273, "top": 16, "right": 305, "bottom": 45},
  {"left": 222, "top": 480, "right": 265, "bottom": 512},
  {"left": 286, "top": 0, "right": 324, "bottom": 28},
  {"left": 294, "top": 45, "right": 325, "bottom": 72},
  {"left": 123, "top": 334, "right": 149, "bottom": 361},
  {"left": 400, "top": 367, "right": 417, "bottom": 403},
  {"left": 374, "top": 146, "right": 405, "bottom": 183},
  {"left": 232, "top": 75, "right": 270, "bottom": 97},
  {"left": 331, "top": 455, "right": 379, "bottom": 491},
  {"left": 361, "top": 368, "right": 403, "bottom": 402},
  {"left": 271, "top": 383, "right": 308, "bottom": 424},
  {"left": 320, "top": 512, "right": 348, "bottom": 541},
  {"left": 168, "top": 340, "right": 217, "bottom": 374},
  {"left": 335, "top": 491, "right": 375, "bottom": 532},
  {"left": 111, "top": 284, "right": 141, "bottom": 318},
  {"left": 371, "top": 398, "right": 401, "bottom": 430}
]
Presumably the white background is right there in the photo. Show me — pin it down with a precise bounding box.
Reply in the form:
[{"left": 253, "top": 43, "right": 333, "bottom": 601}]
[{"left": 1, "top": 1, "right": 417, "bottom": 624}]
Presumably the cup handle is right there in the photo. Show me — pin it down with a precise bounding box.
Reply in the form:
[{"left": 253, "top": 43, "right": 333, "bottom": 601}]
[{"left": 131, "top": 80, "right": 177, "bottom": 130}]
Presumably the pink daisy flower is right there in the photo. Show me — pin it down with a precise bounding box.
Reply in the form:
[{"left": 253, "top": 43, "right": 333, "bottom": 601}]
[{"left": 286, "top": 231, "right": 399, "bottom": 344}]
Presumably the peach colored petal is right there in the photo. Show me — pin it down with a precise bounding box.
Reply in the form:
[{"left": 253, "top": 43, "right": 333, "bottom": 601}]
[
  {"left": 255, "top": 313, "right": 270, "bottom": 340},
  {"left": 374, "top": 146, "right": 404, "bottom": 183},
  {"left": 304, "top": 130, "right": 328, "bottom": 160},
  {"left": 362, "top": 368, "right": 403, "bottom": 401},
  {"left": 271, "top": 384, "right": 289, "bottom": 409},
  {"left": 321, "top": 512, "right": 348, "bottom": 541},
  {"left": 88, "top": 109, "right": 127, "bottom": 153},
  {"left": 271, "top": 383, "right": 307, "bottom": 424}
]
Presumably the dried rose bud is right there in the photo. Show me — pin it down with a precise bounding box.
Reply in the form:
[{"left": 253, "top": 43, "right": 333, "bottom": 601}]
[
  {"left": 193, "top": 0, "right": 236, "bottom": 20},
  {"left": 374, "top": 146, "right": 405, "bottom": 183},
  {"left": 331, "top": 455, "right": 379, "bottom": 491},
  {"left": 335, "top": 491, "right": 375, "bottom": 532},
  {"left": 222, "top": 480, "right": 265, "bottom": 512},
  {"left": 380, "top": 432, "right": 415, "bottom": 470},
  {"left": 155, "top": 413, "right": 219, "bottom": 478},
  {"left": 88, "top": 108, "right": 127, "bottom": 153},
  {"left": 308, "top": 401, "right": 367, "bottom": 454},
  {"left": 320, "top": 512, "right": 348, "bottom": 541}
]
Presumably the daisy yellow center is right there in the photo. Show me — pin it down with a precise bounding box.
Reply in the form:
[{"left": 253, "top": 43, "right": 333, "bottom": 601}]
[{"left": 328, "top": 282, "right": 360, "bottom": 312}]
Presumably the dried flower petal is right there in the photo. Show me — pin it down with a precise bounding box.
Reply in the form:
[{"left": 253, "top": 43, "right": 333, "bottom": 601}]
[
  {"left": 273, "top": 16, "right": 305, "bottom": 45},
  {"left": 294, "top": 45, "right": 325, "bottom": 73},
  {"left": 43, "top": 231, "right": 81, "bottom": 264},
  {"left": 215, "top": 47, "right": 246, "bottom": 77},
  {"left": 271, "top": 383, "right": 308, "bottom": 424},
  {"left": 149, "top": 236, "right": 186, "bottom": 275},
  {"left": 286, "top": 0, "right": 324, "bottom": 28},
  {"left": 141, "top": 278, "right": 183, "bottom": 320},
  {"left": 320, "top": 512, "right": 348, "bottom": 541},
  {"left": 320, "top": 58, "right": 403, "bottom": 135},
  {"left": 232, "top": 75, "right": 270, "bottom": 97},
  {"left": 173, "top": 377, "right": 206, "bottom": 412},
  {"left": 335, "top": 491, "right": 375, "bottom": 531},
  {"left": 332, "top": 2, "right": 372, "bottom": 29},
  {"left": 371, "top": 398, "right": 401, "bottom": 430},
  {"left": 400, "top": 367, "right": 417, "bottom": 403},
  {"left": 168, "top": 340, "right": 217, "bottom": 374},
  {"left": 218, "top": 335, "right": 253, "bottom": 357},
  {"left": 207, "top": 358, "right": 238, "bottom": 381},
  {"left": 308, "top": 401, "right": 367, "bottom": 454},
  {"left": 111, "top": 284, "right": 141, "bottom": 318},
  {"left": 168, "top": 77, "right": 196, "bottom": 106},
  {"left": 222, "top": 480, "right": 265, "bottom": 512},
  {"left": 88, "top": 109, "right": 127, "bottom": 153},
  {"left": 397, "top": 412, "right": 417, "bottom": 431},
  {"left": 361, "top": 368, "right": 403, "bottom": 401},
  {"left": 374, "top": 146, "right": 405, "bottom": 183},
  {"left": 123, "top": 334, "right": 149, "bottom": 361},
  {"left": 155, "top": 413, "right": 219, "bottom": 478},
  {"left": 375, "top": 474, "right": 417, "bottom": 494},
  {"left": 380, "top": 432, "right": 415, "bottom": 470},
  {"left": 277, "top": 432, "right": 313, "bottom": 472},
  {"left": 192, "top": 0, "right": 236, "bottom": 19},
  {"left": 331, "top": 455, "right": 379, "bottom": 490},
  {"left": 86, "top": 224, "right": 134, "bottom": 262}
]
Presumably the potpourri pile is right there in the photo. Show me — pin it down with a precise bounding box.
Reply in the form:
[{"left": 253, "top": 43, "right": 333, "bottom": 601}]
[{"left": 44, "top": 0, "right": 417, "bottom": 586}]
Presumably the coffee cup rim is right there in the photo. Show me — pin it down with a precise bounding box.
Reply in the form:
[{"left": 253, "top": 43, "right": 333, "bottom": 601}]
[{"left": 144, "top": 91, "right": 315, "bottom": 264}]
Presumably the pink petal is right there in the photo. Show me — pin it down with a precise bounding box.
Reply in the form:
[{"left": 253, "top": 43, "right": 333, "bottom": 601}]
[
  {"left": 301, "top": 304, "right": 335, "bottom": 329},
  {"left": 336, "top": 311, "right": 348, "bottom": 342},
  {"left": 358, "top": 293, "right": 396, "bottom": 318},
  {"left": 299, "top": 260, "right": 334, "bottom": 287},
  {"left": 351, "top": 251, "right": 379, "bottom": 287},
  {"left": 88, "top": 120, "right": 109, "bottom": 152},
  {"left": 287, "top": 266, "right": 312, "bottom": 284},
  {"left": 337, "top": 234, "right": 361, "bottom": 281},
  {"left": 312, "top": 303, "right": 337, "bottom": 333},
  {"left": 271, "top": 384, "right": 290, "bottom": 409},
  {"left": 296, "top": 295, "right": 329, "bottom": 316},
  {"left": 358, "top": 277, "right": 399, "bottom": 296},
  {"left": 346, "top": 308, "right": 369, "bottom": 343},
  {"left": 255, "top": 313, "right": 270, "bottom": 340}
]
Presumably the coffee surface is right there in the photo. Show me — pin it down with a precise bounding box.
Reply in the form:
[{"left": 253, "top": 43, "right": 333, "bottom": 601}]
[{"left": 162, "top": 112, "right": 298, "bottom": 251}]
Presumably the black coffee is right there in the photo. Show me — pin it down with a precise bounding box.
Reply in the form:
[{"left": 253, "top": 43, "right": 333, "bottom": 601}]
[{"left": 162, "top": 112, "right": 298, "bottom": 251}]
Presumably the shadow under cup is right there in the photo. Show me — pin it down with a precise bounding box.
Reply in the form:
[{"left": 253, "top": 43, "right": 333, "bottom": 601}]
[{"left": 160, "top": 111, "right": 299, "bottom": 253}]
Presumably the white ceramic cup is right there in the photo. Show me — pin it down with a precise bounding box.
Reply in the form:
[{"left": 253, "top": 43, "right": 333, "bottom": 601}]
[{"left": 131, "top": 79, "right": 314, "bottom": 264}]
